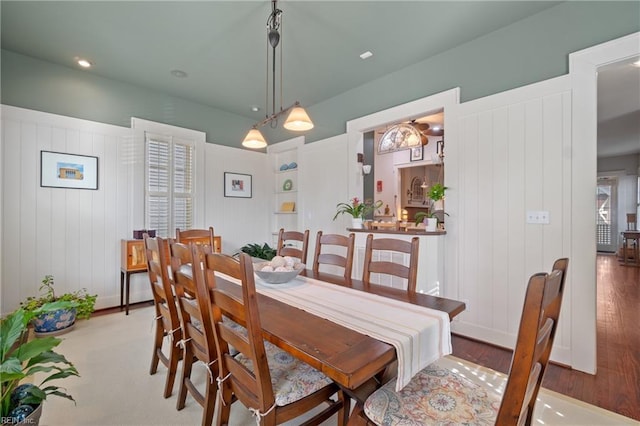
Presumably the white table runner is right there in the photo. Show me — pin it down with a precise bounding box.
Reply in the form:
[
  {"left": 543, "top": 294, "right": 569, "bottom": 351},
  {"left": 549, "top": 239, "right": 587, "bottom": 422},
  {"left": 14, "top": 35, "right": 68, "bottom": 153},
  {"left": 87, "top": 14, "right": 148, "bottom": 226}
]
[{"left": 225, "top": 272, "right": 452, "bottom": 391}]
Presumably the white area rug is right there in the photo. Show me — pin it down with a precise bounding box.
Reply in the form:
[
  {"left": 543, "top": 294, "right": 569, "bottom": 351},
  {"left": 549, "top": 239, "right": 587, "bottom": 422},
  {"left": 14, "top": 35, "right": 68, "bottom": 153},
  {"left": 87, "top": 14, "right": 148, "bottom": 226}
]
[{"left": 35, "top": 306, "right": 637, "bottom": 426}]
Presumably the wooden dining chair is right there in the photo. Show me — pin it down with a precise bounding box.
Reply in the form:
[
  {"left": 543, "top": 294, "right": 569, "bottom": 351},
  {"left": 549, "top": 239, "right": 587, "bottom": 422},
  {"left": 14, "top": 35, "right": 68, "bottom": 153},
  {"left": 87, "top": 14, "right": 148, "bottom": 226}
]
[
  {"left": 170, "top": 241, "right": 218, "bottom": 426},
  {"left": 200, "top": 251, "right": 349, "bottom": 426},
  {"left": 361, "top": 258, "right": 569, "bottom": 426},
  {"left": 176, "top": 226, "right": 219, "bottom": 252},
  {"left": 362, "top": 234, "right": 420, "bottom": 292},
  {"left": 312, "top": 231, "right": 356, "bottom": 279},
  {"left": 143, "top": 234, "right": 182, "bottom": 399},
  {"left": 276, "top": 228, "right": 310, "bottom": 264}
]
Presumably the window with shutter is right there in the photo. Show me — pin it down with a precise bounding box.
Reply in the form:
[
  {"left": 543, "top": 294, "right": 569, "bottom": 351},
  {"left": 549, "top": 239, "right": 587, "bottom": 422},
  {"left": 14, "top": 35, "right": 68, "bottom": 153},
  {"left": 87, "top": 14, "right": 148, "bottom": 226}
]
[{"left": 145, "top": 133, "right": 194, "bottom": 237}]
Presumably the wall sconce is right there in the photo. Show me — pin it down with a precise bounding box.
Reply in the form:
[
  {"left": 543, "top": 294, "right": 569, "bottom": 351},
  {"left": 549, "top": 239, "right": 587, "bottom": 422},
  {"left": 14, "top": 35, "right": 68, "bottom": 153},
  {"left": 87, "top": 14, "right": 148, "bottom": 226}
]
[
  {"left": 357, "top": 153, "right": 372, "bottom": 175},
  {"left": 436, "top": 139, "right": 445, "bottom": 160}
]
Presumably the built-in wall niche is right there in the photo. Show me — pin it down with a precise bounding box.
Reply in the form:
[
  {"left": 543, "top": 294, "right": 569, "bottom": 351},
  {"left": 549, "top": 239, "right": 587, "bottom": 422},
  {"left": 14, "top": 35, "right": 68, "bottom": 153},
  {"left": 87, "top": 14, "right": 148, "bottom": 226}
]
[{"left": 394, "top": 164, "right": 442, "bottom": 221}]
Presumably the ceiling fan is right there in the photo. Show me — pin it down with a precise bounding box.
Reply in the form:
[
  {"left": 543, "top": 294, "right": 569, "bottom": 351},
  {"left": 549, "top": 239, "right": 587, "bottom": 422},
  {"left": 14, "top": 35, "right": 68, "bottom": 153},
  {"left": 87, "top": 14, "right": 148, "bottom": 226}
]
[
  {"left": 410, "top": 119, "right": 444, "bottom": 137},
  {"left": 408, "top": 120, "right": 432, "bottom": 145}
]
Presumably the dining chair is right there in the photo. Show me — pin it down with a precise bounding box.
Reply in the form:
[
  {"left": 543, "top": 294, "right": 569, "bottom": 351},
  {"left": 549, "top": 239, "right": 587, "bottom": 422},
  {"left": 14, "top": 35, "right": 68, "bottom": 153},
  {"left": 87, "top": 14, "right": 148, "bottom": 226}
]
[
  {"left": 176, "top": 226, "right": 219, "bottom": 252},
  {"left": 170, "top": 241, "right": 218, "bottom": 425},
  {"left": 312, "top": 231, "right": 355, "bottom": 280},
  {"left": 362, "top": 234, "right": 420, "bottom": 292},
  {"left": 200, "top": 251, "right": 349, "bottom": 426},
  {"left": 143, "top": 234, "right": 183, "bottom": 399},
  {"left": 361, "top": 258, "right": 569, "bottom": 426},
  {"left": 276, "top": 228, "right": 310, "bottom": 264}
]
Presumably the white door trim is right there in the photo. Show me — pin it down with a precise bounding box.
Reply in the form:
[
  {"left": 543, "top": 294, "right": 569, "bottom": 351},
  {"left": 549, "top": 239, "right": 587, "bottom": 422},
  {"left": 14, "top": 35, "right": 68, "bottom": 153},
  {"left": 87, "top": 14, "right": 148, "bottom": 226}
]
[{"left": 569, "top": 31, "right": 640, "bottom": 374}]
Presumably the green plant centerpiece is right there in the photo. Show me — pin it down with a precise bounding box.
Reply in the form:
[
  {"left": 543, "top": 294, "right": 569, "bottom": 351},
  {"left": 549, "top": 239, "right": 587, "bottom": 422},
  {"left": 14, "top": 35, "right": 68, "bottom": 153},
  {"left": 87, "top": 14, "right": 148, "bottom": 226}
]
[
  {"left": 239, "top": 243, "right": 277, "bottom": 261},
  {"left": 1, "top": 302, "right": 80, "bottom": 424},
  {"left": 20, "top": 275, "right": 97, "bottom": 335},
  {"left": 333, "top": 197, "right": 383, "bottom": 220}
]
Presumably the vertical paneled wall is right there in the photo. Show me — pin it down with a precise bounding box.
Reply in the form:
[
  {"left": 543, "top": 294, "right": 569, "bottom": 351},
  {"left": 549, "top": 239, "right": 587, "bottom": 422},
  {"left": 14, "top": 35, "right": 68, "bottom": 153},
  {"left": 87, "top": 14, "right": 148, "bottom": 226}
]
[
  {"left": 1, "top": 106, "right": 272, "bottom": 316},
  {"left": 1, "top": 106, "right": 132, "bottom": 314},
  {"left": 450, "top": 76, "right": 573, "bottom": 363},
  {"left": 202, "top": 143, "right": 270, "bottom": 254}
]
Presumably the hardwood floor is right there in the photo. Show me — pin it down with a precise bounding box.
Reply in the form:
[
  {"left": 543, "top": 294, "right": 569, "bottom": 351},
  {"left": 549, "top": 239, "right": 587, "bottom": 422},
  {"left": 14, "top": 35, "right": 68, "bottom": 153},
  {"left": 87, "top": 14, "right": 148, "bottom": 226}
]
[{"left": 452, "top": 254, "right": 640, "bottom": 421}]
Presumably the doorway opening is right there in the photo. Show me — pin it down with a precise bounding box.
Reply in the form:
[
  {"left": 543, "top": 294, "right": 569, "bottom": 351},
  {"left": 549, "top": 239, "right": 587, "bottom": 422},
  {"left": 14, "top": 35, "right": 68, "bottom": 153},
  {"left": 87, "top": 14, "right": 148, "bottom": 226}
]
[
  {"left": 596, "top": 176, "right": 618, "bottom": 253},
  {"left": 595, "top": 51, "right": 640, "bottom": 387}
]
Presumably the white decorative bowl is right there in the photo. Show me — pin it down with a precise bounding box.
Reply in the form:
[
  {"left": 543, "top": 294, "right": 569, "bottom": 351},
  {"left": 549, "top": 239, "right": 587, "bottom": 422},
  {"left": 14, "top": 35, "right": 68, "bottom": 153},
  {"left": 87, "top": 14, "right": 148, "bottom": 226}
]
[{"left": 254, "top": 263, "right": 305, "bottom": 284}]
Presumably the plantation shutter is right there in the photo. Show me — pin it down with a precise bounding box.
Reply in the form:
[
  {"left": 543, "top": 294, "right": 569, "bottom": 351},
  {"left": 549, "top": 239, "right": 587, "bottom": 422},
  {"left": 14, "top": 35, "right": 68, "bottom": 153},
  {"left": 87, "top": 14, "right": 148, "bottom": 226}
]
[
  {"left": 172, "top": 140, "right": 194, "bottom": 231},
  {"left": 145, "top": 133, "right": 194, "bottom": 237}
]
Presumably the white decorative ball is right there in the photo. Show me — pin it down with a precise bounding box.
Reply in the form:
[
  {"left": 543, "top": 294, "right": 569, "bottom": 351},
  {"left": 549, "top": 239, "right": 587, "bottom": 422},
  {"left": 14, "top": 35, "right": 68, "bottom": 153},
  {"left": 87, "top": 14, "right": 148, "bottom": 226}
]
[{"left": 270, "top": 256, "right": 286, "bottom": 268}]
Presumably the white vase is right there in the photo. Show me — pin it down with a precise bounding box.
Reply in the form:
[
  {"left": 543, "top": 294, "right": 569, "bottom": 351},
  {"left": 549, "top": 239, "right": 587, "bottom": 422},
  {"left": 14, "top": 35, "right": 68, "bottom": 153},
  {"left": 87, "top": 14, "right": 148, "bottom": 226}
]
[
  {"left": 351, "top": 218, "right": 363, "bottom": 229},
  {"left": 425, "top": 218, "right": 437, "bottom": 232}
]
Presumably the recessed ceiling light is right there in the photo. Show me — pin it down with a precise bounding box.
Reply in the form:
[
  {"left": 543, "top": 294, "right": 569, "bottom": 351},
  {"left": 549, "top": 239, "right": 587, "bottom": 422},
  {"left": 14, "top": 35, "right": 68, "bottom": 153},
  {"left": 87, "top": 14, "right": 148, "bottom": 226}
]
[
  {"left": 77, "top": 59, "right": 92, "bottom": 68},
  {"left": 250, "top": 105, "right": 261, "bottom": 112},
  {"left": 359, "top": 51, "right": 373, "bottom": 60},
  {"left": 170, "top": 69, "right": 188, "bottom": 78},
  {"left": 632, "top": 60, "right": 640, "bottom": 67}
]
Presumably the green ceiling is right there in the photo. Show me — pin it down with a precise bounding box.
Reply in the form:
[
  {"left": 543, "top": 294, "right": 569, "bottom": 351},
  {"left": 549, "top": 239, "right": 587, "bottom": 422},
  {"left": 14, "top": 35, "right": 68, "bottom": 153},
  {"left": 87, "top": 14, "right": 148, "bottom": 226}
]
[{"left": 1, "top": 1, "right": 638, "bottom": 148}]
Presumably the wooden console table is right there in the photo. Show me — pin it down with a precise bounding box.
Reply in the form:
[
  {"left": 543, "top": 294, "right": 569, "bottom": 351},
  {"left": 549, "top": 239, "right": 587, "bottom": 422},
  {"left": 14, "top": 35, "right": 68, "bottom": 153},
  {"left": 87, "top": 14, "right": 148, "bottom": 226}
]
[{"left": 120, "top": 236, "right": 221, "bottom": 314}]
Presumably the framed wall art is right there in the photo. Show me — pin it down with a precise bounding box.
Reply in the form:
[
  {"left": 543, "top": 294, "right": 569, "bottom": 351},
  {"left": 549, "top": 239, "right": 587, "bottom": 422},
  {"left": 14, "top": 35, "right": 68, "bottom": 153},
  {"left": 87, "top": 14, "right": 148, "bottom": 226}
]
[
  {"left": 410, "top": 146, "right": 423, "bottom": 162},
  {"left": 224, "top": 172, "right": 252, "bottom": 198},
  {"left": 40, "top": 150, "right": 99, "bottom": 190}
]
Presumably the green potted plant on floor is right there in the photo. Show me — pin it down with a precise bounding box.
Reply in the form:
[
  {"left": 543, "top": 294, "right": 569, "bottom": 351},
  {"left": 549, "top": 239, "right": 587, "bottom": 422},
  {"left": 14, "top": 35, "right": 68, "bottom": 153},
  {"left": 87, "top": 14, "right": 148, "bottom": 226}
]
[
  {"left": 20, "top": 275, "right": 97, "bottom": 336},
  {"left": 1, "top": 302, "right": 80, "bottom": 425}
]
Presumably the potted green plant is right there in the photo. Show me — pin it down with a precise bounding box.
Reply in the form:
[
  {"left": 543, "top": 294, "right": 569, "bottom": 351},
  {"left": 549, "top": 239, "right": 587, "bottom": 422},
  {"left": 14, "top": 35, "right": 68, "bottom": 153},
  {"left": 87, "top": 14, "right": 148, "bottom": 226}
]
[
  {"left": 427, "top": 183, "right": 447, "bottom": 207},
  {"left": 414, "top": 210, "right": 449, "bottom": 232},
  {"left": 238, "top": 243, "right": 277, "bottom": 261},
  {"left": 333, "top": 197, "right": 383, "bottom": 228},
  {"left": 20, "top": 275, "right": 97, "bottom": 336},
  {"left": 414, "top": 211, "right": 438, "bottom": 232},
  {"left": 1, "top": 302, "right": 79, "bottom": 425}
]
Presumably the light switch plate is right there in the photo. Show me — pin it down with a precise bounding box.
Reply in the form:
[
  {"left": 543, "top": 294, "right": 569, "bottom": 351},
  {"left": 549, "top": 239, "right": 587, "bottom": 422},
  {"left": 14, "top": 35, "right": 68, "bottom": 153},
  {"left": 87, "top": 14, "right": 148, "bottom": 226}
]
[{"left": 527, "top": 211, "right": 550, "bottom": 224}]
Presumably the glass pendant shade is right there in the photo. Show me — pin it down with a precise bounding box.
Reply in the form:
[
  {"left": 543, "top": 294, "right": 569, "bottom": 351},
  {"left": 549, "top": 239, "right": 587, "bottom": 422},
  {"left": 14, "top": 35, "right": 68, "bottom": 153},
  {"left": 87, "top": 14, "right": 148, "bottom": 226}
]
[
  {"left": 242, "top": 128, "right": 267, "bottom": 149},
  {"left": 283, "top": 106, "right": 314, "bottom": 131}
]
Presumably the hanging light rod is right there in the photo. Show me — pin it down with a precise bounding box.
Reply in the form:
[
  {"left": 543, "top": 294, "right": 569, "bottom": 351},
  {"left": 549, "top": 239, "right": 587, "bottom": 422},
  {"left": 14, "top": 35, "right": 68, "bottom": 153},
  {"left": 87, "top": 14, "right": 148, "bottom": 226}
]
[
  {"left": 242, "top": 101, "right": 313, "bottom": 149},
  {"left": 242, "top": 0, "right": 313, "bottom": 149},
  {"left": 253, "top": 101, "right": 313, "bottom": 131}
]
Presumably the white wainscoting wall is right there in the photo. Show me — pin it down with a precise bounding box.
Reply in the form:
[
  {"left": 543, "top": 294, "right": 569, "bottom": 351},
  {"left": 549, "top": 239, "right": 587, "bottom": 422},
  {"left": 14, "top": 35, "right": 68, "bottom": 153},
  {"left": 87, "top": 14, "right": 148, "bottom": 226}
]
[
  {"left": 1, "top": 105, "right": 131, "bottom": 314},
  {"left": 298, "top": 133, "right": 350, "bottom": 254},
  {"left": 1, "top": 106, "right": 270, "bottom": 315},
  {"left": 202, "top": 143, "right": 270, "bottom": 254},
  {"left": 450, "top": 75, "right": 573, "bottom": 366}
]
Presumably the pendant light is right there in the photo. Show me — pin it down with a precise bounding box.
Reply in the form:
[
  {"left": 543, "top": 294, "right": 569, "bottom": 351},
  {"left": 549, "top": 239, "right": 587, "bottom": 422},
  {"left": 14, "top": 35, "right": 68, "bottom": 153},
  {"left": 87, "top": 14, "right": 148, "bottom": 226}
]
[
  {"left": 242, "top": 0, "right": 314, "bottom": 149},
  {"left": 242, "top": 127, "right": 268, "bottom": 149}
]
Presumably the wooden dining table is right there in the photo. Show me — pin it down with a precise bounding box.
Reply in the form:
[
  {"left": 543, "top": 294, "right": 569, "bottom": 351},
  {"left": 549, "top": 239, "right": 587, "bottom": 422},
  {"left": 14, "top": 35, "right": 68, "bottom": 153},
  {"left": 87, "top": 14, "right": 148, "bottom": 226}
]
[{"left": 209, "top": 268, "right": 466, "bottom": 418}]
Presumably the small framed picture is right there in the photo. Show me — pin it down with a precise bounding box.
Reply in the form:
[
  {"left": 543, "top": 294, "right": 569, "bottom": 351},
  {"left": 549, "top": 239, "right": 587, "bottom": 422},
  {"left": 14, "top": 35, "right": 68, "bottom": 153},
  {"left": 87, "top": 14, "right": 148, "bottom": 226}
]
[
  {"left": 40, "top": 150, "right": 99, "bottom": 190},
  {"left": 224, "top": 172, "right": 252, "bottom": 198},
  {"left": 410, "top": 146, "right": 423, "bottom": 162}
]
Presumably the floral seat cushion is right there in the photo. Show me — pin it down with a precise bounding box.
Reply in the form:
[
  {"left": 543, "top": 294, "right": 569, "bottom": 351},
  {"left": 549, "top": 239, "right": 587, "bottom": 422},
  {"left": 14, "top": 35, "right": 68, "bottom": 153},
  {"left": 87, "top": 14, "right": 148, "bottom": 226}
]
[
  {"left": 364, "top": 360, "right": 500, "bottom": 426},
  {"left": 235, "top": 340, "right": 333, "bottom": 406}
]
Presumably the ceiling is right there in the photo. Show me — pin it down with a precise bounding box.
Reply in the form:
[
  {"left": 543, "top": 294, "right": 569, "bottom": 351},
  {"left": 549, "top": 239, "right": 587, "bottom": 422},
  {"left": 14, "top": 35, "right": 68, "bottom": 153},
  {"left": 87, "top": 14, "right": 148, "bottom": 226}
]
[{"left": 1, "top": 1, "right": 638, "bottom": 157}]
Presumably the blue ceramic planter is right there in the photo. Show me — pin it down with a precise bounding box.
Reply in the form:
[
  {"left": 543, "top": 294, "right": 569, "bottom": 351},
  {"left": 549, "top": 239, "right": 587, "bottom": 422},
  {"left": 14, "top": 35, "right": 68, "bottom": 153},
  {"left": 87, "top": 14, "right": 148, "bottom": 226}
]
[{"left": 32, "top": 308, "right": 76, "bottom": 335}]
